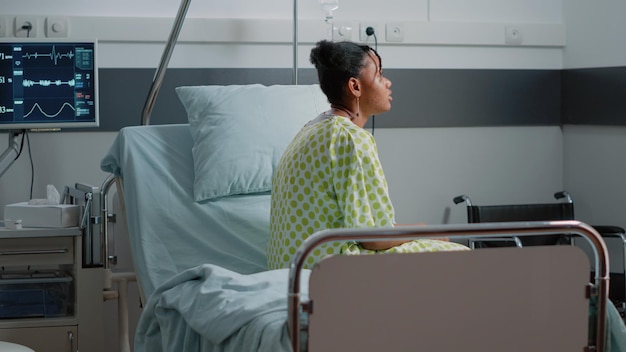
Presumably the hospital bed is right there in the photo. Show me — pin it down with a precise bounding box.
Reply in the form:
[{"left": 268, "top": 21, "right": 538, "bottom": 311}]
[
  {"left": 98, "top": 83, "right": 626, "bottom": 352},
  {"left": 97, "top": 4, "right": 624, "bottom": 349}
]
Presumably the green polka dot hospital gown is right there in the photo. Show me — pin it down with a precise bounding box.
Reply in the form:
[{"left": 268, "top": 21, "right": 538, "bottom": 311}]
[{"left": 267, "top": 113, "right": 468, "bottom": 269}]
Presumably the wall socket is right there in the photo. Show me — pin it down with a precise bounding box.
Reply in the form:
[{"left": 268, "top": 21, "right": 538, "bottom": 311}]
[
  {"left": 15, "top": 16, "right": 39, "bottom": 37},
  {"left": 46, "top": 16, "right": 69, "bottom": 37},
  {"left": 385, "top": 22, "right": 404, "bottom": 42},
  {"left": 359, "top": 23, "right": 380, "bottom": 43},
  {"left": 332, "top": 21, "right": 353, "bottom": 42},
  {"left": 505, "top": 25, "right": 523, "bottom": 45}
]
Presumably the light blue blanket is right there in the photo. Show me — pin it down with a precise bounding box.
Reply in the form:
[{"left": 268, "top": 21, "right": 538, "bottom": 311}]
[
  {"left": 608, "top": 302, "right": 626, "bottom": 352},
  {"left": 135, "top": 265, "right": 310, "bottom": 352},
  {"left": 135, "top": 262, "right": 626, "bottom": 352}
]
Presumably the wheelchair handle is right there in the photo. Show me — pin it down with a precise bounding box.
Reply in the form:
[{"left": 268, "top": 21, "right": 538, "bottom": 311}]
[{"left": 453, "top": 194, "right": 472, "bottom": 206}]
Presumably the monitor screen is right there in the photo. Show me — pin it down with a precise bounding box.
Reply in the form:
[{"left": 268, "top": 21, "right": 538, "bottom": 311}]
[{"left": 0, "top": 39, "right": 99, "bottom": 130}]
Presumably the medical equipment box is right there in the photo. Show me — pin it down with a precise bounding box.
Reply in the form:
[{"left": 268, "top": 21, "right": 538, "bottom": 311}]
[
  {"left": 4, "top": 202, "right": 80, "bottom": 228},
  {"left": 0, "top": 272, "right": 72, "bottom": 319}
]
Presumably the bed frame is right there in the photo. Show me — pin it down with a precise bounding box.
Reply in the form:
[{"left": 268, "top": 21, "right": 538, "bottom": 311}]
[{"left": 289, "top": 221, "right": 610, "bottom": 351}]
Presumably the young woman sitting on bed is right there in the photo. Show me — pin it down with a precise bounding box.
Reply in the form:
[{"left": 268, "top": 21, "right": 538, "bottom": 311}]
[{"left": 267, "top": 40, "right": 469, "bottom": 269}]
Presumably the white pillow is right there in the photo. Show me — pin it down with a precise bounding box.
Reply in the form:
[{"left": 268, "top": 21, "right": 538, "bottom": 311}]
[{"left": 176, "top": 84, "right": 328, "bottom": 202}]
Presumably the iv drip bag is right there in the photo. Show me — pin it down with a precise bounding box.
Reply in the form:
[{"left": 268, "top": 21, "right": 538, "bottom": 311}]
[{"left": 319, "top": 0, "right": 339, "bottom": 22}]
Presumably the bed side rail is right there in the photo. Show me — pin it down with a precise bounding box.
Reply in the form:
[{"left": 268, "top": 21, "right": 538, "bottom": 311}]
[
  {"left": 288, "top": 220, "right": 610, "bottom": 352},
  {"left": 100, "top": 174, "right": 138, "bottom": 352}
]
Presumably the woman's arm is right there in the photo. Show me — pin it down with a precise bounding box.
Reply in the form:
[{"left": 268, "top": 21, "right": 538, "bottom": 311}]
[
  {"left": 359, "top": 239, "right": 412, "bottom": 250},
  {"left": 358, "top": 223, "right": 449, "bottom": 250}
]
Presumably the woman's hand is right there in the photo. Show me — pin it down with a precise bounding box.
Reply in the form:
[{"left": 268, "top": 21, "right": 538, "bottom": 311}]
[
  {"left": 359, "top": 239, "right": 412, "bottom": 251},
  {"left": 358, "top": 223, "right": 454, "bottom": 250},
  {"left": 396, "top": 222, "right": 450, "bottom": 241}
]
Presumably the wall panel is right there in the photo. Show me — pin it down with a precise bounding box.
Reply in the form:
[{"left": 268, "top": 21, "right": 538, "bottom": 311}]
[{"left": 94, "top": 67, "right": 562, "bottom": 131}]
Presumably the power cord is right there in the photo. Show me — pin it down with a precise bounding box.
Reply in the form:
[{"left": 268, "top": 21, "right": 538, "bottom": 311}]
[
  {"left": 13, "top": 130, "right": 35, "bottom": 199},
  {"left": 21, "top": 22, "right": 33, "bottom": 38},
  {"left": 366, "top": 26, "right": 377, "bottom": 135},
  {"left": 13, "top": 130, "right": 26, "bottom": 161},
  {"left": 366, "top": 26, "right": 377, "bottom": 48},
  {"left": 26, "top": 131, "right": 34, "bottom": 199}
]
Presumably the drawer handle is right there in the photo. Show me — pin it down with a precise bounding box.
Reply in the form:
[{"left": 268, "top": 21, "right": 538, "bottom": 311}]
[
  {"left": 0, "top": 248, "right": 68, "bottom": 255},
  {"left": 68, "top": 331, "right": 75, "bottom": 352}
]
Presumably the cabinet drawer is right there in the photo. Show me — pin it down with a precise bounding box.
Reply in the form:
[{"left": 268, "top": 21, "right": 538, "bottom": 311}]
[
  {"left": 0, "top": 325, "right": 77, "bottom": 351},
  {"left": 0, "top": 237, "right": 74, "bottom": 266}
]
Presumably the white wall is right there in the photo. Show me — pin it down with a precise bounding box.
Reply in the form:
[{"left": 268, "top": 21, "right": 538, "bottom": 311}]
[
  {"left": 0, "top": 1, "right": 571, "bottom": 351},
  {"left": 0, "top": 0, "right": 562, "bottom": 21},
  {"left": 562, "top": 1, "right": 626, "bottom": 69},
  {"left": 0, "top": 0, "right": 566, "bottom": 211},
  {"left": 561, "top": 0, "right": 626, "bottom": 232},
  {"left": 377, "top": 126, "right": 563, "bottom": 225}
]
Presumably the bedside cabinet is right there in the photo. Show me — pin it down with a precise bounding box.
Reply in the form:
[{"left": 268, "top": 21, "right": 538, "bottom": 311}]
[{"left": 0, "top": 226, "right": 104, "bottom": 352}]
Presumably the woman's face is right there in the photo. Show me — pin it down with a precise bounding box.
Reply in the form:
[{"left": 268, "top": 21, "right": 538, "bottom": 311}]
[{"left": 358, "top": 52, "right": 392, "bottom": 117}]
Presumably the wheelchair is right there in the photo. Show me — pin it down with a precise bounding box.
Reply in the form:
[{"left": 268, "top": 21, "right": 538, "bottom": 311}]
[{"left": 453, "top": 191, "right": 626, "bottom": 320}]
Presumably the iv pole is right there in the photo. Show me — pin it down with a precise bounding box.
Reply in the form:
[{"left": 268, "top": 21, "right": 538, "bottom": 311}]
[
  {"left": 140, "top": 0, "right": 300, "bottom": 126},
  {"left": 293, "top": 0, "right": 298, "bottom": 85},
  {"left": 140, "top": 0, "right": 192, "bottom": 126}
]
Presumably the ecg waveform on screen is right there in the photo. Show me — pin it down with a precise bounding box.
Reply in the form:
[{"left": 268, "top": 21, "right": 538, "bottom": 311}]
[
  {"left": 22, "top": 45, "right": 75, "bottom": 65},
  {"left": 22, "top": 79, "right": 76, "bottom": 88},
  {"left": 24, "top": 102, "right": 76, "bottom": 119}
]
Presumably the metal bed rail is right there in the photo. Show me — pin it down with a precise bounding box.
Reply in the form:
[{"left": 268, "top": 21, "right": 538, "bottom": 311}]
[
  {"left": 288, "top": 220, "right": 610, "bottom": 352},
  {"left": 100, "top": 174, "right": 138, "bottom": 352},
  {"left": 140, "top": 0, "right": 301, "bottom": 126}
]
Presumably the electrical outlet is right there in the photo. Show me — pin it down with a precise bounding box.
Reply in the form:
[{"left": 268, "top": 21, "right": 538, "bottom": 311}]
[
  {"left": 385, "top": 22, "right": 404, "bottom": 42},
  {"left": 46, "top": 16, "right": 69, "bottom": 37},
  {"left": 332, "top": 22, "right": 353, "bottom": 42},
  {"left": 15, "top": 16, "right": 39, "bottom": 38},
  {"left": 0, "top": 17, "right": 7, "bottom": 37},
  {"left": 505, "top": 25, "right": 523, "bottom": 45},
  {"left": 359, "top": 23, "right": 380, "bottom": 43}
]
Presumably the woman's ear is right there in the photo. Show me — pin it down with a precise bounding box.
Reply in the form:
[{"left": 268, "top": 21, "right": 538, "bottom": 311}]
[{"left": 347, "top": 77, "right": 361, "bottom": 98}]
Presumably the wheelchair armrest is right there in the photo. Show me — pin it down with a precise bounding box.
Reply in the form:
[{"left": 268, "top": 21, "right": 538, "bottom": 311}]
[
  {"left": 592, "top": 225, "right": 626, "bottom": 240},
  {"left": 469, "top": 236, "right": 523, "bottom": 249}
]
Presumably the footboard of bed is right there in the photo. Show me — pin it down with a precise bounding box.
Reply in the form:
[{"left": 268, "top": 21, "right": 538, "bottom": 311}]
[{"left": 289, "top": 221, "right": 609, "bottom": 352}]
